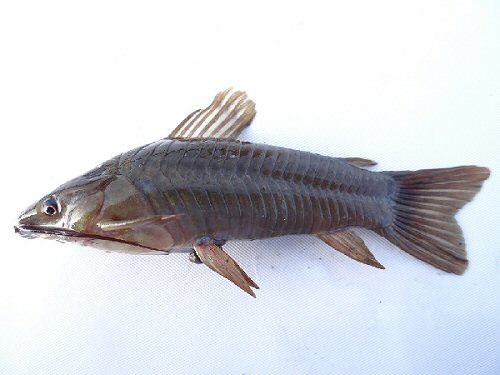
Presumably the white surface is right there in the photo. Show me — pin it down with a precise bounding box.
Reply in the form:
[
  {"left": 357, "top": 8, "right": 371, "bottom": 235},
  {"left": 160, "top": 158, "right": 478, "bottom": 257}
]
[{"left": 1, "top": 1, "right": 499, "bottom": 374}]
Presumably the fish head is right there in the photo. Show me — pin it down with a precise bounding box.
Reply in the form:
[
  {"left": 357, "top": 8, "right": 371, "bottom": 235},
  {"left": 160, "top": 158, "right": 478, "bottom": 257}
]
[
  {"left": 15, "top": 175, "right": 110, "bottom": 242},
  {"left": 15, "top": 173, "right": 176, "bottom": 253}
]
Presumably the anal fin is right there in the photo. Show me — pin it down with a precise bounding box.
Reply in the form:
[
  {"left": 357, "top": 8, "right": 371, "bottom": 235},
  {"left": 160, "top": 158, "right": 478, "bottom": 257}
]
[
  {"left": 318, "top": 231, "right": 384, "bottom": 269},
  {"left": 194, "top": 238, "right": 259, "bottom": 297}
]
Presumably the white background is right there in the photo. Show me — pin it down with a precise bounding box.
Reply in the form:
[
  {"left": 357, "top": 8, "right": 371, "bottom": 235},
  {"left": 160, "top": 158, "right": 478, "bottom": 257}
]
[{"left": 1, "top": 1, "right": 499, "bottom": 374}]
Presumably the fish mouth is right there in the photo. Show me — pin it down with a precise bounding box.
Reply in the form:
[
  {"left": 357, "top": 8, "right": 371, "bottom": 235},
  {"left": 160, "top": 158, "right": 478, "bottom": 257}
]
[
  {"left": 14, "top": 224, "right": 163, "bottom": 252},
  {"left": 15, "top": 225, "right": 83, "bottom": 238}
]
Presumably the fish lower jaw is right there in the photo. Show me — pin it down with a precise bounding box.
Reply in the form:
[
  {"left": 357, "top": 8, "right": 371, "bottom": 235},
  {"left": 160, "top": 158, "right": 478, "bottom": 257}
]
[
  {"left": 14, "top": 225, "right": 39, "bottom": 239},
  {"left": 14, "top": 225, "right": 169, "bottom": 255}
]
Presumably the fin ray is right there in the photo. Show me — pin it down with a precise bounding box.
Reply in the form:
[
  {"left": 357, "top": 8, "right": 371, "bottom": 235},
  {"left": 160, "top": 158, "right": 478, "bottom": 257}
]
[
  {"left": 318, "top": 230, "right": 384, "bottom": 269},
  {"left": 194, "top": 240, "right": 259, "bottom": 297},
  {"left": 170, "top": 88, "right": 256, "bottom": 139},
  {"left": 97, "top": 214, "right": 181, "bottom": 231},
  {"left": 341, "top": 157, "right": 377, "bottom": 168},
  {"left": 380, "top": 166, "right": 490, "bottom": 274}
]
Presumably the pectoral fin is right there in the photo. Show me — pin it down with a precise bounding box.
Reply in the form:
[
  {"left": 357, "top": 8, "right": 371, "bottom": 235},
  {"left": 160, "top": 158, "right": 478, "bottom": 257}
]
[
  {"left": 318, "top": 231, "right": 384, "bottom": 269},
  {"left": 170, "top": 88, "right": 256, "bottom": 139},
  {"left": 194, "top": 239, "right": 259, "bottom": 297},
  {"left": 95, "top": 214, "right": 182, "bottom": 251}
]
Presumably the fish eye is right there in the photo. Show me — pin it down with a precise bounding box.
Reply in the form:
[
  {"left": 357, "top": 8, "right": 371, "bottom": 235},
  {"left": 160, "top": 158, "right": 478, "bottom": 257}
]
[{"left": 42, "top": 196, "right": 60, "bottom": 216}]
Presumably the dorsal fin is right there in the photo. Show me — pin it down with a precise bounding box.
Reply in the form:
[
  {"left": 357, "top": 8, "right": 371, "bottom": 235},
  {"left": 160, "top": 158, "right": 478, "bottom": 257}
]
[{"left": 169, "top": 88, "right": 256, "bottom": 139}]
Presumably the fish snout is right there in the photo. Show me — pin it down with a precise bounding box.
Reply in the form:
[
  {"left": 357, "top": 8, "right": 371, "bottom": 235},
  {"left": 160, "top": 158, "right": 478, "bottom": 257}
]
[
  {"left": 15, "top": 204, "right": 38, "bottom": 236},
  {"left": 17, "top": 204, "right": 37, "bottom": 226}
]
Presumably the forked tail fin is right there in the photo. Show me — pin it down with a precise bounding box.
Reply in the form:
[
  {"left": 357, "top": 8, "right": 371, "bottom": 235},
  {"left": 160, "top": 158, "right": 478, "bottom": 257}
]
[{"left": 379, "top": 166, "right": 490, "bottom": 274}]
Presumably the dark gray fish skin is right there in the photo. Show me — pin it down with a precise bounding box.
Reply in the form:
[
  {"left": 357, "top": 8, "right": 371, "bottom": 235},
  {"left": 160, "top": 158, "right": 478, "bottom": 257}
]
[{"left": 105, "top": 138, "right": 394, "bottom": 248}]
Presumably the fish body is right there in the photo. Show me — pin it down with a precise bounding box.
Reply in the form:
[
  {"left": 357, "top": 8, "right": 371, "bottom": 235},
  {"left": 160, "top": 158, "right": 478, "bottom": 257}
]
[
  {"left": 106, "top": 138, "right": 392, "bottom": 246},
  {"left": 16, "top": 89, "right": 490, "bottom": 297}
]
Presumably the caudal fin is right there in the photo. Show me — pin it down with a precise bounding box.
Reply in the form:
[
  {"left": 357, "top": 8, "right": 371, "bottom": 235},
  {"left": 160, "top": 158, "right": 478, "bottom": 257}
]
[{"left": 379, "top": 166, "right": 490, "bottom": 274}]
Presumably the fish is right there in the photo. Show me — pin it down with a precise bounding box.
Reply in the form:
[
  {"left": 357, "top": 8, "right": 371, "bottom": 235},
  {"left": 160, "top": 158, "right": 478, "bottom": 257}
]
[{"left": 15, "top": 88, "right": 490, "bottom": 297}]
